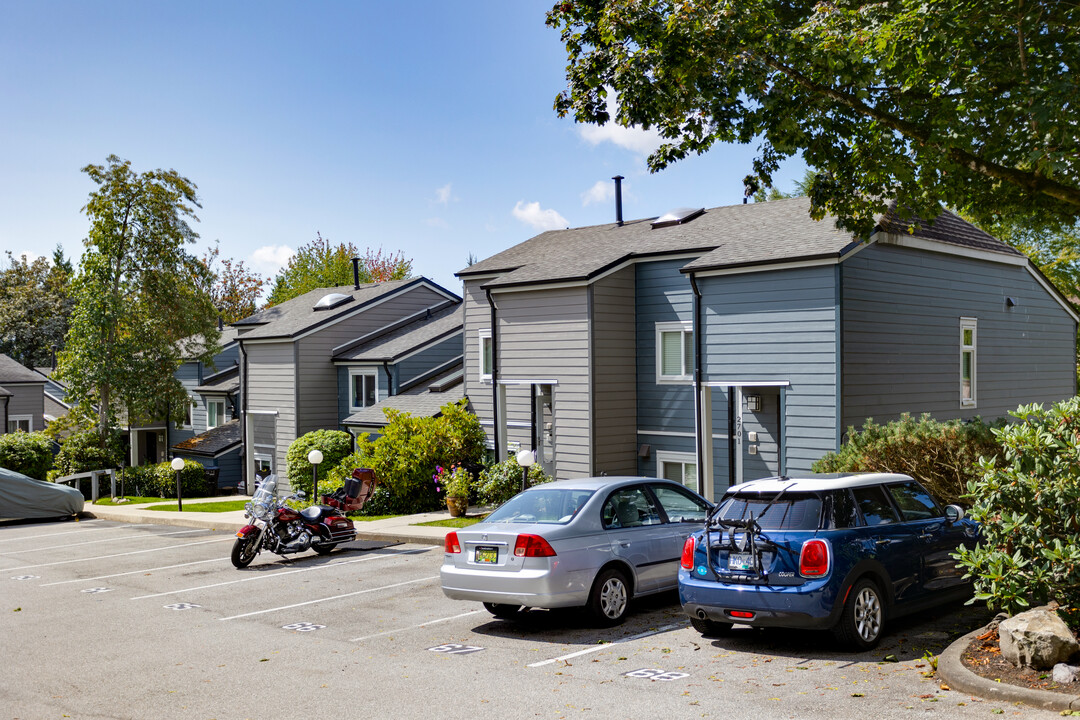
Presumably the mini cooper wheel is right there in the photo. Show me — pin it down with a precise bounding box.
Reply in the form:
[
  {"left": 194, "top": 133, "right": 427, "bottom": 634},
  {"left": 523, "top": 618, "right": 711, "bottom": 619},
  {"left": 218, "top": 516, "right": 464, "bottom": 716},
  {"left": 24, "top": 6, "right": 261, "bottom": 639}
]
[
  {"left": 312, "top": 543, "right": 338, "bottom": 555},
  {"left": 588, "top": 568, "right": 630, "bottom": 626},
  {"left": 834, "top": 577, "right": 885, "bottom": 650},
  {"left": 230, "top": 536, "right": 259, "bottom": 568},
  {"left": 690, "top": 616, "right": 733, "bottom": 637},
  {"left": 483, "top": 602, "right": 523, "bottom": 619}
]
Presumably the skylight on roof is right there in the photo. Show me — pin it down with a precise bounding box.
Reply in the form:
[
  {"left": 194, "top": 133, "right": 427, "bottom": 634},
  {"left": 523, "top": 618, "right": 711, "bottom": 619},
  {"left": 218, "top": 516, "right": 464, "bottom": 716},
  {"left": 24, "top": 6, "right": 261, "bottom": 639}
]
[
  {"left": 651, "top": 207, "right": 705, "bottom": 229},
  {"left": 313, "top": 293, "right": 353, "bottom": 311}
]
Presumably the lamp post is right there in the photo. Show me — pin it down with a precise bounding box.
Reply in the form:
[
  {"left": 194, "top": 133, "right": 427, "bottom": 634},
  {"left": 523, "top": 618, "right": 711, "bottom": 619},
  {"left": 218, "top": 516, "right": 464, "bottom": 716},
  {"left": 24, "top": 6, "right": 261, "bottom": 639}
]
[
  {"left": 170, "top": 457, "right": 185, "bottom": 512},
  {"left": 307, "top": 449, "right": 324, "bottom": 504},
  {"left": 516, "top": 448, "right": 535, "bottom": 494}
]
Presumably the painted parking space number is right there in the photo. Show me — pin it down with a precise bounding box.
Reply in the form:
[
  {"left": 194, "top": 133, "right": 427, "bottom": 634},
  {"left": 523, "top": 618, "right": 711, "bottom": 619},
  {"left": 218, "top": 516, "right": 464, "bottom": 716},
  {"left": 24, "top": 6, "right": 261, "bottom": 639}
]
[
  {"left": 11, "top": 575, "right": 39, "bottom": 581},
  {"left": 164, "top": 603, "right": 201, "bottom": 610},
  {"left": 428, "top": 643, "right": 484, "bottom": 655},
  {"left": 624, "top": 668, "right": 690, "bottom": 682},
  {"left": 282, "top": 622, "right": 325, "bottom": 632},
  {"left": 82, "top": 587, "right": 113, "bottom": 594}
]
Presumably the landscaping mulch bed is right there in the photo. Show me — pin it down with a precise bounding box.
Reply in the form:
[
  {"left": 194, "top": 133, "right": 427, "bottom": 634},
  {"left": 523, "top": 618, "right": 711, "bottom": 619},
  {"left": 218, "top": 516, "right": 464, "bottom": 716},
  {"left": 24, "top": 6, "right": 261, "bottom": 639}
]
[{"left": 961, "top": 627, "right": 1077, "bottom": 695}]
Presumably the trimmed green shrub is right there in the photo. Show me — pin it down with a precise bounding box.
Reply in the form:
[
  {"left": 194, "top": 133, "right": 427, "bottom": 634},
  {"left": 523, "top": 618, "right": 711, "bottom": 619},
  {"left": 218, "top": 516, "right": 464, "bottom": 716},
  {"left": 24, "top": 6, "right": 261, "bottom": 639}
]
[
  {"left": 119, "top": 460, "right": 211, "bottom": 499},
  {"left": 476, "top": 458, "right": 553, "bottom": 508},
  {"left": 52, "top": 429, "right": 124, "bottom": 478},
  {"left": 0, "top": 431, "right": 55, "bottom": 480},
  {"left": 812, "top": 413, "right": 1004, "bottom": 505},
  {"left": 955, "top": 399, "right": 1080, "bottom": 623},
  {"left": 285, "top": 429, "right": 354, "bottom": 498}
]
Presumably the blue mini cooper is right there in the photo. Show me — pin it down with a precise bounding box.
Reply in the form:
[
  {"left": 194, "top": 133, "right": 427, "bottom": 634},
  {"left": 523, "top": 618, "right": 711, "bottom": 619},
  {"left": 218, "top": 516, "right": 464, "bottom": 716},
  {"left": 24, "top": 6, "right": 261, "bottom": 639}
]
[{"left": 678, "top": 473, "right": 979, "bottom": 650}]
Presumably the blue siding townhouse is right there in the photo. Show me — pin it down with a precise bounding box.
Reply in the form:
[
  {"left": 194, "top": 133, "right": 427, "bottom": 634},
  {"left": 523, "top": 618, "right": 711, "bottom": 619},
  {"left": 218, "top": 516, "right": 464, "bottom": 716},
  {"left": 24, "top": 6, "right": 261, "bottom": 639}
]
[{"left": 458, "top": 196, "right": 1077, "bottom": 501}]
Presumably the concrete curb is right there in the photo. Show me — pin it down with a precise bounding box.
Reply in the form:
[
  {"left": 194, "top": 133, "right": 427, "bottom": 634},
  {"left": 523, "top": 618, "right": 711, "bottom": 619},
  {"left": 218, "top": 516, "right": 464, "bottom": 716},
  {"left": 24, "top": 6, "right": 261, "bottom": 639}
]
[{"left": 938, "top": 624, "right": 1080, "bottom": 711}]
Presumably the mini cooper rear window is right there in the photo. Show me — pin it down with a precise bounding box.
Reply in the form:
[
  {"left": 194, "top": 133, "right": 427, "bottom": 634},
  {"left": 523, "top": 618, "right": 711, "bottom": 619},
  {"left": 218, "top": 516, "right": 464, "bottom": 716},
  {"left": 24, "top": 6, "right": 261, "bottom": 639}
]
[{"left": 717, "top": 492, "right": 822, "bottom": 530}]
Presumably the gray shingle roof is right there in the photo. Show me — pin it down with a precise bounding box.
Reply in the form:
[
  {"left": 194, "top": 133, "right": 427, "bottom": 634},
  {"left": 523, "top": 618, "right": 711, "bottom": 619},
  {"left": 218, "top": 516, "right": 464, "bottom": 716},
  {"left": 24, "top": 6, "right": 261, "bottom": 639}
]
[
  {"left": 171, "top": 419, "right": 242, "bottom": 457},
  {"left": 195, "top": 365, "right": 239, "bottom": 395},
  {"left": 459, "top": 197, "right": 1023, "bottom": 285},
  {"left": 0, "top": 354, "right": 47, "bottom": 384},
  {"left": 333, "top": 305, "right": 462, "bottom": 362},
  {"left": 232, "top": 278, "right": 446, "bottom": 340},
  {"left": 342, "top": 368, "right": 464, "bottom": 427}
]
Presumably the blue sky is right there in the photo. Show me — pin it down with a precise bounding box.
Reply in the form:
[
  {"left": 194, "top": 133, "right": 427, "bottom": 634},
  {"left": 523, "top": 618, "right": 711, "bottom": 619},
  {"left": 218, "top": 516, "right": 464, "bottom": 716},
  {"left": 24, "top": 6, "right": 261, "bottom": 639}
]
[{"left": 0, "top": 1, "right": 805, "bottom": 295}]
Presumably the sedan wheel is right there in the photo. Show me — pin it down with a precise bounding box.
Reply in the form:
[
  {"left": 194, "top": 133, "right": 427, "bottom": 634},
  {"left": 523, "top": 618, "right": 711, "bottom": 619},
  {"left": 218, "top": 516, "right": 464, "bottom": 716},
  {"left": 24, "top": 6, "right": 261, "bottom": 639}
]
[
  {"left": 834, "top": 578, "right": 884, "bottom": 650},
  {"left": 588, "top": 568, "right": 630, "bottom": 626}
]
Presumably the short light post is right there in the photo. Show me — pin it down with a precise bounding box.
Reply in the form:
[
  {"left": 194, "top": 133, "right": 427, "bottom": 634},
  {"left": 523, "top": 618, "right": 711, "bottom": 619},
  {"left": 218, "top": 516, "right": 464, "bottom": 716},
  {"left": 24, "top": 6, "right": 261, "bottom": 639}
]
[
  {"left": 308, "top": 449, "right": 324, "bottom": 504},
  {"left": 170, "top": 457, "right": 185, "bottom": 512},
  {"left": 516, "top": 448, "right": 535, "bottom": 494}
]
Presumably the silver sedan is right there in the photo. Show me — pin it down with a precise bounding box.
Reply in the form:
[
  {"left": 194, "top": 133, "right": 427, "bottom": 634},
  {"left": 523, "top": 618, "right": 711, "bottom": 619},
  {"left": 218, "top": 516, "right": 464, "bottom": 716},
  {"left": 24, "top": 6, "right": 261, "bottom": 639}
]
[{"left": 440, "top": 477, "right": 711, "bottom": 625}]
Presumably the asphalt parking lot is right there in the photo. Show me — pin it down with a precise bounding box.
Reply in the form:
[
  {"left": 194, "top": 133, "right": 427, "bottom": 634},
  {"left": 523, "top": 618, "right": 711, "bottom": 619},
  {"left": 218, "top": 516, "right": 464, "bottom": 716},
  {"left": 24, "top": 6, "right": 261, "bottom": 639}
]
[{"left": 1, "top": 517, "right": 1063, "bottom": 720}]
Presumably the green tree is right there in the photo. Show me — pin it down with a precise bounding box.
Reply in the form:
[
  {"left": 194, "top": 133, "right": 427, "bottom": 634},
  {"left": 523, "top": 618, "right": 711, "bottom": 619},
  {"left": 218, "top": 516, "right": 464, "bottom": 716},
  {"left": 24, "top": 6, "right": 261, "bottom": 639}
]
[
  {"left": 265, "top": 233, "right": 412, "bottom": 307},
  {"left": 548, "top": 1, "right": 1080, "bottom": 237},
  {"left": 57, "top": 155, "right": 221, "bottom": 443},
  {"left": 0, "top": 247, "right": 75, "bottom": 367},
  {"left": 199, "top": 242, "right": 266, "bottom": 323}
]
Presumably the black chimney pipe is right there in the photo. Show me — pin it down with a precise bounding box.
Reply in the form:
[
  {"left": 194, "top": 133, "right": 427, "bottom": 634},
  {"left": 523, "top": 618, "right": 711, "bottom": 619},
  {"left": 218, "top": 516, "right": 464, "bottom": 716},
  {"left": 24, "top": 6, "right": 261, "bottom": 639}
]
[
  {"left": 613, "top": 175, "right": 624, "bottom": 226},
  {"left": 352, "top": 257, "right": 360, "bottom": 289}
]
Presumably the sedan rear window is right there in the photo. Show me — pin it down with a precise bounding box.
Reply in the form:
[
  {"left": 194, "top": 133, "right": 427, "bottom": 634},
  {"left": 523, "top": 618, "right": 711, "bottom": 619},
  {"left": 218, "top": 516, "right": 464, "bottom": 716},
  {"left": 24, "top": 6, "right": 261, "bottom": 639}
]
[
  {"left": 716, "top": 492, "right": 822, "bottom": 530},
  {"left": 485, "top": 489, "right": 595, "bottom": 525}
]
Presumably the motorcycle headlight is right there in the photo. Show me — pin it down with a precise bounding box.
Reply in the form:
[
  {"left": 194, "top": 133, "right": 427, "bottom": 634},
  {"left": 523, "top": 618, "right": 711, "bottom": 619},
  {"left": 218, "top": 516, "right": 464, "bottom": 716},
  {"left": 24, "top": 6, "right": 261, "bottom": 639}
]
[{"left": 251, "top": 500, "right": 272, "bottom": 521}]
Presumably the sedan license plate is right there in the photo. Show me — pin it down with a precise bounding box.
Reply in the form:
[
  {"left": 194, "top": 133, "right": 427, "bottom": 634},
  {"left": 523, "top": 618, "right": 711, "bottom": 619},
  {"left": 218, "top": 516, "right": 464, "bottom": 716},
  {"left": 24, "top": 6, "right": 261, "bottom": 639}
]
[
  {"left": 728, "top": 552, "right": 754, "bottom": 571},
  {"left": 474, "top": 546, "right": 498, "bottom": 564}
]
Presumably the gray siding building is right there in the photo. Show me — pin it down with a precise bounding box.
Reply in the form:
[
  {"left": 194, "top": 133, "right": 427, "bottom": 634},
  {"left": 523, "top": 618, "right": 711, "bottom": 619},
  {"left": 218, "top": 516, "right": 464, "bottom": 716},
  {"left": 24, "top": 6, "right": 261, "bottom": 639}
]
[{"left": 459, "top": 197, "right": 1077, "bottom": 501}]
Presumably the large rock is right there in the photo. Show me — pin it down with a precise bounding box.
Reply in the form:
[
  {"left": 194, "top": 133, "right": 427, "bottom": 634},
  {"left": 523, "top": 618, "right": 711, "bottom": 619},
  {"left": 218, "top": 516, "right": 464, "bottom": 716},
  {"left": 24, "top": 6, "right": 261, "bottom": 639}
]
[{"left": 998, "top": 606, "right": 1080, "bottom": 669}]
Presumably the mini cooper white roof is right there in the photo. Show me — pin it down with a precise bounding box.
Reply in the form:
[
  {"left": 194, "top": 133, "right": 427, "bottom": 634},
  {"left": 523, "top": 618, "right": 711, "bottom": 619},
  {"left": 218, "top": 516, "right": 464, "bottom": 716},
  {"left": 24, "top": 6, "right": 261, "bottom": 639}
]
[{"left": 728, "top": 472, "right": 916, "bottom": 494}]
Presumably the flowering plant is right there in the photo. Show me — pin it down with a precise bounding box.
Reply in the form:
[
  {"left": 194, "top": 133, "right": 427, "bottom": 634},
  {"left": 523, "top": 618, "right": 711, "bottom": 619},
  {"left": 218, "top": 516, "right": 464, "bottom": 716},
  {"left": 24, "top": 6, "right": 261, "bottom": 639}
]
[{"left": 433, "top": 464, "right": 471, "bottom": 498}]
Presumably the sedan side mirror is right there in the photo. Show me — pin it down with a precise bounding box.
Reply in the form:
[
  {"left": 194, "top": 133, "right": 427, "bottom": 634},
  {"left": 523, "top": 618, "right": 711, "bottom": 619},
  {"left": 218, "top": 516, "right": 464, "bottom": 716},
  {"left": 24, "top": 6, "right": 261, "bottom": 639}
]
[{"left": 944, "top": 504, "right": 965, "bottom": 523}]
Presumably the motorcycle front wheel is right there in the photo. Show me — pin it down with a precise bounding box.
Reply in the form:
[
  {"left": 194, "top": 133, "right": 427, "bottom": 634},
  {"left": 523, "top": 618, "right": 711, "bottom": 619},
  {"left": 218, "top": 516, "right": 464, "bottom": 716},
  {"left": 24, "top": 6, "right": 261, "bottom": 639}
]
[{"left": 231, "top": 536, "right": 260, "bottom": 568}]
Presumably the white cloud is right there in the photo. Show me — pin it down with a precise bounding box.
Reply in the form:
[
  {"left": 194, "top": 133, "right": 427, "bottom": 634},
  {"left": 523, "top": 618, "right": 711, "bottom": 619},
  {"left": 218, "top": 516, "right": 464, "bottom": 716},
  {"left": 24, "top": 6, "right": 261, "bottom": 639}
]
[
  {"left": 512, "top": 201, "right": 568, "bottom": 232},
  {"left": 434, "top": 183, "right": 454, "bottom": 206},
  {"left": 581, "top": 180, "right": 614, "bottom": 207},
  {"left": 250, "top": 244, "right": 294, "bottom": 276},
  {"left": 578, "top": 93, "right": 663, "bottom": 157}
]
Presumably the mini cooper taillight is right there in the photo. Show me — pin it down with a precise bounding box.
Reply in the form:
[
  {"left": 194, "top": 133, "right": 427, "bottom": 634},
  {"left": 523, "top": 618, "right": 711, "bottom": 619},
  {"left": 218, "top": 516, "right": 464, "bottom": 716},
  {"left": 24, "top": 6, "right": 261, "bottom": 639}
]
[
  {"left": 681, "top": 536, "right": 696, "bottom": 570},
  {"left": 513, "top": 534, "right": 557, "bottom": 558},
  {"left": 799, "top": 539, "right": 830, "bottom": 578},
  {"left": 444, "top": 531, "right": 461, "bottom": 554}
]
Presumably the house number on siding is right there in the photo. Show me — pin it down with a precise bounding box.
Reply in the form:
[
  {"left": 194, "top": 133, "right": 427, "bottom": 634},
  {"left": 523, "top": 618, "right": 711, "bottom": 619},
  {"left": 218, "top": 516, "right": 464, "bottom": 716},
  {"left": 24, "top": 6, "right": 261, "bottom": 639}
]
[{"left": 624, "top": 669, "right": 690, "bottom": 681}]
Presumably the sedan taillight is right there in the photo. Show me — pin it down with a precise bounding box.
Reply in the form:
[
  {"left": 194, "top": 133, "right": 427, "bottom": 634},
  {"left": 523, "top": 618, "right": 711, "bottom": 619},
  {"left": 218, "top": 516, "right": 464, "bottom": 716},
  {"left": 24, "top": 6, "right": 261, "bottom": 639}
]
[
  {"left": 444, "top": 531, "right": 461, "bottom": 554},
  {"left": 513, "top": 534, "right": 557, "bottom": 558},
  {"left": 799, "top": 539, "right": 830, "bottom": 578},
  {"left": 681, "top": 536, "right": 696, "bottom": 570}
]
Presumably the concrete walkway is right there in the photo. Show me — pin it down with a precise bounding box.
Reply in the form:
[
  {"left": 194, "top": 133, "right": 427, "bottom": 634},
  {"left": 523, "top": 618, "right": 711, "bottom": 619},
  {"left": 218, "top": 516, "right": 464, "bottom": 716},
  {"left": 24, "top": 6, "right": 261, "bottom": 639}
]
[{"left": 83, "top": 496, "right": 465, "bottom": 547}]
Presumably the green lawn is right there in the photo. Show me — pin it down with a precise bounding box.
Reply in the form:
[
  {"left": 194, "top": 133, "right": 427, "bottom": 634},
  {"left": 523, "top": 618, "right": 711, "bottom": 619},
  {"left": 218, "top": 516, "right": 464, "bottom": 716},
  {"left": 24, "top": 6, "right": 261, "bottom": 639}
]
[
  {"left": 94, "top": 496, "right": 173, "bottom": 506},
  {"left": 413, "top": 515, "right": 488, "bottom": 528},
  {"left": 147, "top": 500, "right": 250, "bottom": 513}
]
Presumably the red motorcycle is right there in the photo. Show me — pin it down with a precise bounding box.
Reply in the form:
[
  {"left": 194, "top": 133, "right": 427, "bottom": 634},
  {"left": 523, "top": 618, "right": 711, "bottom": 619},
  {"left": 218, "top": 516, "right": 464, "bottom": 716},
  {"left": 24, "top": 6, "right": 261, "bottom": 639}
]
[{"left": 231, "top": 474, "right": 357, "bottom": 568}]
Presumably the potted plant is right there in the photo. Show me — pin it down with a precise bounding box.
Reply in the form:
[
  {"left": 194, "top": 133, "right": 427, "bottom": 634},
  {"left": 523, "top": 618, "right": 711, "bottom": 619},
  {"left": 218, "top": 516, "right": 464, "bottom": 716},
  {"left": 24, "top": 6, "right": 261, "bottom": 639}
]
[{"left": 434, "top": 464, "right": 471, "bottom": 517}]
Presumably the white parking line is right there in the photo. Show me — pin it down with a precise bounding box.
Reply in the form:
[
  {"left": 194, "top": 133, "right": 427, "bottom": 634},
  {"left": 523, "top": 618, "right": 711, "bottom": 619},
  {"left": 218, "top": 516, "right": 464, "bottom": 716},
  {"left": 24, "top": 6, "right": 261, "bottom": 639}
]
[
  {"left": 130, "top": 548, "right": 430, "bottom": 600},
  {"left": 40, "top": 557, "right": 230, "bottom": 586},
  {"left": 526, "top": 622, "right": 688, "bottom": 668},
  {"left": 0, "top": 521, "right": 125, "bottom": 543},
  {"left": 350, "top": 610, "right": 484, "bottom": 642},
  {"left": 4, "top": 537, "right": 234, "bottom": 571},
  {"left": 218, "top": 576, "right": 439, "bottom": 621},
  {"left": 2, "top": 528, "right": 208, "bottom": 554}
]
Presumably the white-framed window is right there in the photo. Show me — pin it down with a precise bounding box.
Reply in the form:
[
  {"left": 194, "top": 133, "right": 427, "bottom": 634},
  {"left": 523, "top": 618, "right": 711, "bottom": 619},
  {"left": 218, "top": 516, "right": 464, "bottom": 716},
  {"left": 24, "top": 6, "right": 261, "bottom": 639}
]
[
  {"left": 657, "top": 451, "right": 698, "bottom": 490},
  {"left": 655, "top": 321, "right": 694, "bottom": 383},
  {"left": 182, "top": 399, "right": 194, "bottom": 428},
  {"left": 349, "top": 368, "right": 378, "bottom": 411},
  {"left": 206, "top": 398, "right": 226, "bottom": 430},
  {"left": 960, "top": 317, "right": 977, "bottom": 407},
  {"left": 478, "top": 328, "right": 493, "bottom": 382},
  {"left": 253, "top": 452, "right": 273, "bottom": 479},
  {"left": 7, "top": 415, "right": 32, "bottom": 433}
]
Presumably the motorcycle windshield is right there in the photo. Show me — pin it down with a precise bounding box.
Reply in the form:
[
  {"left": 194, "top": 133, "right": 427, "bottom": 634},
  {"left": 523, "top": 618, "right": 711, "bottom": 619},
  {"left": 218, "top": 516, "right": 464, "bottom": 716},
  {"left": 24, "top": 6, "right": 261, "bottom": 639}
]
[{"left": 249, "top": 476, "right": 277, "bottom": 520}]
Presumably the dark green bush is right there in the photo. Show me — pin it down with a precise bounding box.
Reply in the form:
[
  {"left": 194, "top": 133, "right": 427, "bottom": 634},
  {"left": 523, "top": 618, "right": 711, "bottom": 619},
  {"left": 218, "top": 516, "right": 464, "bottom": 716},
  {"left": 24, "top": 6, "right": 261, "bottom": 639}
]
[
  {"left": 812, "top": 413, "right": 1004, "bottom": 505},
  {"left": 52, "top": 429, "right": 124, "bottom": 477},
  {"left": 476, "top": 458, "right": 553, "bottom": 508},
  {"left": 955, "top": 399, "right": 1080, "bottom": 622},
  {"left": 0, "top": 431, "right": 55, "bottom": 480},
  {"left": 120, "top": 460, "right": 211, "bottom": 499},
  {"left": 285, "top": 429, "right": 354, "bottom": 498}
]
